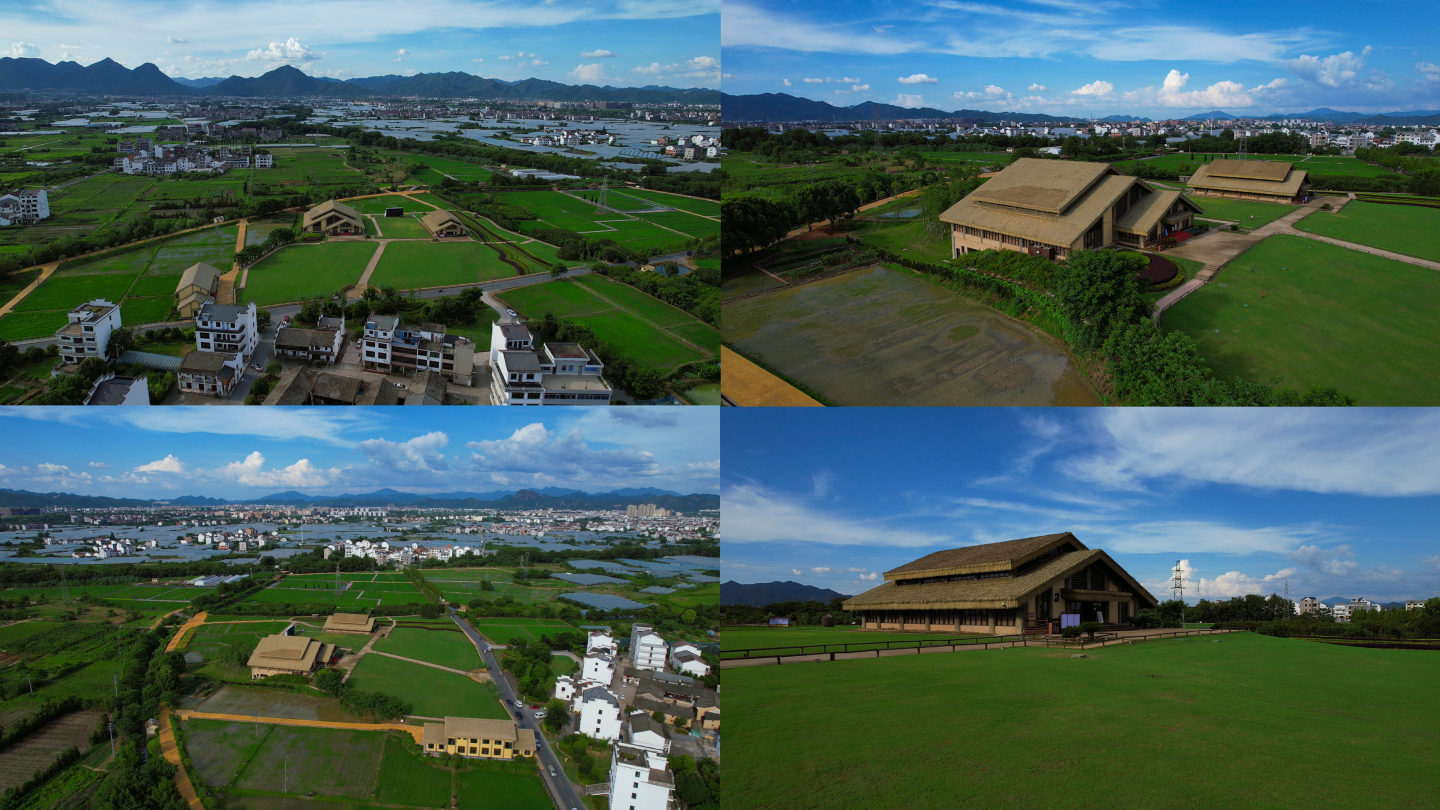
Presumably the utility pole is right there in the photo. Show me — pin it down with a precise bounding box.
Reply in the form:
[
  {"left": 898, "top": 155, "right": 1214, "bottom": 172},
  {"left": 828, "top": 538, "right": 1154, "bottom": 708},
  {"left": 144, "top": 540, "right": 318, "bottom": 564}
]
[
  {"left": 1284, "top": 579, "right": 1290, "bottom": 621},
  {"left": 108, "top": 722, "right": 115, "bottom": 759},
  {"left": 1171, "top": 560, "right": 1186, "bottom": 626}
]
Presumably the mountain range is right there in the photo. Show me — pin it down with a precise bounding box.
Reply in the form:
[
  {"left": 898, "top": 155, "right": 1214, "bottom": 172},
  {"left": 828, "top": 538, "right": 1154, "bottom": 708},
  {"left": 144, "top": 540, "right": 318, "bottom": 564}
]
[
  {"left": 720, "top": 580, "right": 850, "bottom": 606},
  {"left": 0, "top": 58, "right": 720, "bottom": 104},
  {"left": 722, "top": 93, "right": 1440, "bottom": 126},
  {"left": 0, "top": 487, "right": 717, "bottom": 512}
]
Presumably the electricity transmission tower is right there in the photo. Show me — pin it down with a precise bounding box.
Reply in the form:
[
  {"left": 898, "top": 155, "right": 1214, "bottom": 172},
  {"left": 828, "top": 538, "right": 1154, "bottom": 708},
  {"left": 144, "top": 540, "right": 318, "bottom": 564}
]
[
  {"left": 1238, "top": 130, "right": 1248, "bottom": 160},
  {"left": 334, "top": 563, "right": 341, "bottom": 595},
  {"left": 1171, "top": 560, "right": 1186, "bottom": 626},
  {"left": 599, "top": 178, "right": 608, "bottom": 210}
]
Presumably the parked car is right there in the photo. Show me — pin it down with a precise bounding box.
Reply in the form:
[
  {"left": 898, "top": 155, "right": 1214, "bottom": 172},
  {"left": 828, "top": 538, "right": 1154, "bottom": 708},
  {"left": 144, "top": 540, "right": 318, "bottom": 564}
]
[
  {"left": 529, "top": 704, "right": 541, "bottom": 709},
  {"left": 534, "top": 710, "right": 546, "bottom": 719},
  {"left": 506, "top": 309, "right": 517, "bottom": 317}
]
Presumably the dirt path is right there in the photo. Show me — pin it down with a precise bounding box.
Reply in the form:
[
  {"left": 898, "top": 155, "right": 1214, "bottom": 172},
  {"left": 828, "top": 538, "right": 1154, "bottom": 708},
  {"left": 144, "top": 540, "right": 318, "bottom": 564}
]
[
  {"left": 1289, "top": 231, "right": 1440, "bottom": 271},
  {"left": 336, "top": 632, "right": 383, "bottom": 683},
  {"left": 0, "top": 262, "right": 59, "bottom": 317},
  {"left": 158, "top": 707, "right": 205, "bottom": 810},
  {"left": 173, "top": 709, "right": 423, "bottom": 743},
  {"left": 347, "top": 241, "right": 389, "bottom": 299},
  {"left": 164, "top": 612, "right": 208, "bottom": 651},
  {"left": 368, "top": 650, "right": 491, "bottom": 681},
  {"left": 781, "top": 189, "right": 923, "bottom": 239}
]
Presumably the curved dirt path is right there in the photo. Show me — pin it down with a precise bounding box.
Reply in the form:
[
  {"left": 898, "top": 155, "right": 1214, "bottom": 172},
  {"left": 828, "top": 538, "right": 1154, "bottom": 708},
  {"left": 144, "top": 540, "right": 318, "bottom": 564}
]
[
  {"left": 163, "top": 611, "right": 208, "bottom": 648},
  {"left": 0, "top": 262, "right": 59, "bottom": 317},
  {"left": 158, "top": 707, "right": 205, "bottom": 810},
  {"left": 173, "top": 709, "right": 423, "bottom": 743}
]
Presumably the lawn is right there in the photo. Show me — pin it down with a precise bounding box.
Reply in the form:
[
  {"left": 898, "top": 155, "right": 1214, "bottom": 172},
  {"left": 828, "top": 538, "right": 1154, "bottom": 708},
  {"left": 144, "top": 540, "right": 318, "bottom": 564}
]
[
  {"left": 188, "top": 720, "right": 386, "bottom": 799},
  {"left": 455, "top": 762, "right": 550, "bottom": 810},
  {"left": 1160, "top": 235, "right": 1440, "bottom": 405},
  {"left": 620, "top": 188, "right": 722, "bottom": 217},
  {"left": 852, "top": 216, "right": 955, "bottom": 265},
  {"left": 373, "top": 627, "right": 482, "bottom": 671},
  {"left": 120, "top": 297, "right": 175, "bottom": 326},
  {"left": 636, "top": 210, "right": 721, "bottom": 238},
  {"left": 409, "top": 156, "right": 494, "bottom": 182},
  {"left": 722, "top": 627, "right": 989, "bottom": 656},
  {"left": 345, "top": 654, "right": 508, "bottom": 719},
  {"left": 469, "top": 618, "right": 576, "bottom": 646},
  {"left": 368, "top": 240, "right": 519, "bottom": 290},
  {"left": 725, "top": 632, "right": 1440, "bottom": 810},
  {"left": 0, "top": 310, "right": 69, "bottom": 340},
  {"left": 239, "top": 241, "right": 377, "bottom": 306},
  {"left": 1190, "top": 196, "right": 1299, "bottom": 227},
  {"left": 374, "top": 733, "right": 453, "bottom": 807},
  {"left": 374, "top": 215, "right": 432, "bottom": 240},
  {"left": 1292, "top": 200, "right": 1440, "bottom": 262},
  {"left": 12, "top": 272, "right": 137, "bottom": 311},
  {"left": 348, "top": 195, "right": 435, "bottom": 215},
  {"left": 495, "top": 275, "right": 716, "bottom": 371}
]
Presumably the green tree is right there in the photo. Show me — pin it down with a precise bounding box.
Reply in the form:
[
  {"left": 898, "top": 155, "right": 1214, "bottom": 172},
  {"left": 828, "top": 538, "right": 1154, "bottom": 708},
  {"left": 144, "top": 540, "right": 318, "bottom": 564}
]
[{"left": 1056, "top": 250, "right": 1148, "bottom": 350}]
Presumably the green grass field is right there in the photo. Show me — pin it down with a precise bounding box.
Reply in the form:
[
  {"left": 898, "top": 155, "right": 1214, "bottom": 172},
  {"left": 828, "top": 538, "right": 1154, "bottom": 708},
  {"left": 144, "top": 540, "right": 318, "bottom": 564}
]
[
  {"left": 852, "top": 216, "right": 954, "bottom": 266},
  {"left": 348, "top": 195, "right": 434, "bottom": 215},
  {"left": 374, "top": 215, "right": 432, "bottom": 240},
  {"left": 725, "top": 632, "right": 1440, "bottom": 810},
  {"left": 374, "top": 734, "right": 453, "bottom": 807},
  {"left": 1293, "top": 200, "right": 1440, "bottom": 262},
  {"left": 1190, "top": 196, "right": 1299, "bottom": 227},
  {"left": 368, "top": 240, "right": 519, "bottom": 289},
  {"left": 409, "top": 155, "right": 494, "bottom": 182},
  {"left": 373, "top": 628, "right": 481, "bottom": 671},
  {"left": 722, "top": 626, "right": 987, "bottom": 656},
  {"left": 455, "top": 762, "right": 550, "bottom": 810},
  {"left": 188, "top": 720, "right": 385, "bottom": 799},
  {"left": 1160, "top": 235, "right": 1440, "bottom": 405},
  {"left": 240, "top": 241, "right": 377, "bottom": 305},
  {"left": 495, "top": 275, "right": 716, "bottom": 372},
  {"left": 346, "top": 654, "right": 508, "bottom": 719},
  {"left": 11, "top": 273, "right": 137, "bottom": 311},
  {"left": 0, "top": 310, "right": 69, "bottom": 340},
  {"left": 620, "top": 188, "right": 721, "bottom": 217},
  {"left": 469, "top": 618, "right": 575, "bottom": 646}
]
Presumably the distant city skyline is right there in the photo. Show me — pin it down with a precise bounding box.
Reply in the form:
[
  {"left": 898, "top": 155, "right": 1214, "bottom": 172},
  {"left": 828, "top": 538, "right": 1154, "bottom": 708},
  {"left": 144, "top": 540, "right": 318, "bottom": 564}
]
[
  {"left": 0, "top": 408, "right": 719, "bottom": 498},
  {"left": 2, "top": 1, "right": 720, "bottom": 88},
  {"left": 721, "top": 409, "right": 1440, "bottom": 603},
  {"left": 721, "top": 0, "right": 1440, "bottom": 117}
]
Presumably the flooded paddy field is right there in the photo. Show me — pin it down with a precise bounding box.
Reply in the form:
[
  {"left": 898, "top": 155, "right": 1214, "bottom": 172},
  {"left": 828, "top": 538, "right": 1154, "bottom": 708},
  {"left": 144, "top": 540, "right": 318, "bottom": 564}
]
[{"left": 723, "top": 265, "right": 1098, "bottom": 406}]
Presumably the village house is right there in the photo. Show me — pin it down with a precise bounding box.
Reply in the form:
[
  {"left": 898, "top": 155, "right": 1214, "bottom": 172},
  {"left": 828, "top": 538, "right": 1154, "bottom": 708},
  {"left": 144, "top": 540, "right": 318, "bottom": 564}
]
[
  {"left": 302, "top": 200, "right": 365, "bottom": 236},
  {"left": 421, "top": 717, "right": 534, "bottom": 760},
  {"left": 246, "top": 633, "right": 336, "bottom": 679},
  {"left": 174, "top": 262, "right": 222, "bottom": 319},
  {"left": 420, "top": 209, "right": 467, "bottom": 237},
  {"left": 55, "top": 299, "right": 122, "bottom": 366}
]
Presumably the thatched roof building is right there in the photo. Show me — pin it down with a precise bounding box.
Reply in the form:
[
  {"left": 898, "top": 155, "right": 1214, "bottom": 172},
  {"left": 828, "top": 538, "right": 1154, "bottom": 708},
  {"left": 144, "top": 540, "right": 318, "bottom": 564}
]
[{"left": 1186, "top": 159, "right": 1308, "bottom": 203}]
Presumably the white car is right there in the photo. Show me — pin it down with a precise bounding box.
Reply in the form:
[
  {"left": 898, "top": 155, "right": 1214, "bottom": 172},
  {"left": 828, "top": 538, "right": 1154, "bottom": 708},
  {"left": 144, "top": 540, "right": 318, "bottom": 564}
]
[
  {"left": 534, "top": 710, "right": 546, "bottom": 719},
  {"left": 506, "top": 309, "right": 517, "bottom": 317}
]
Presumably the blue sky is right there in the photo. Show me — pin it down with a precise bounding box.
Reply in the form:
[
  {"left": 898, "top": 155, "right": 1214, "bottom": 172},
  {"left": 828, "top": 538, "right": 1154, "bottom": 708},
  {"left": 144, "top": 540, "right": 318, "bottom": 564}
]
[
  {"left": 721, "top": 409, "right": 1440, "bottom": 604},
  {"left": 2, "top": 0, "right": 719, "bottom": 88},
  {"left": 0, "top": 407, "right": 718, "bottom": 498},
  {"left": 721, "top": 0, "right": 1440, "bottom": 116}
]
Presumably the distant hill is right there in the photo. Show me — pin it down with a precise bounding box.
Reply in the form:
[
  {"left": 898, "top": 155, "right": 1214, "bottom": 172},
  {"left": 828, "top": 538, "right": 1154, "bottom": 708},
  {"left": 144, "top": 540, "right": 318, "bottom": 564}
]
[
  {"left": 0, "top": 58, "right": 717, "bottom": 103},
  {"left": 721, "top": 92, "right": 1083, "bottom": 124},
  {"left": 1183, "top": 110, "right": 1236, "bottom": 120},
  {"left": 721, "top": 580, "right": 849, "bottom": 606},
  {"left": 0, "top": 487, "right": 716, "bottom": 513}
]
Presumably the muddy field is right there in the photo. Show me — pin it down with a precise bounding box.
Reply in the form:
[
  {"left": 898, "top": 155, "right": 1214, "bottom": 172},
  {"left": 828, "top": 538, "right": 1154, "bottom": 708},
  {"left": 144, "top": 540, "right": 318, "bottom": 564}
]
[
  {"left": 0, "top": 711, "right": 101, "bottom": 790},
  {"left": 196, "top": 685, "right": 362, "bottom": 722},
  {"left": 187, "top": 720, "right": 385, "bottom": 799},
  {"left": 723, "top": 265, "right": 1098, "bottom": 406}
]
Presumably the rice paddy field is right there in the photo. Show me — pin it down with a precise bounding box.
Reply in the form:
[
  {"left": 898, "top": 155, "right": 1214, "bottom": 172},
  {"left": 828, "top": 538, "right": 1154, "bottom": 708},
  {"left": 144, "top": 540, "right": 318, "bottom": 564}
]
[
  {"left": 496, "top": 275, "right": 718, "bottom": 372},
  {"left": 185, "top": 720, "right": 387, "bottom": 800},
  {"left": 238, "top": 579, "right": 425, "bottom": 609},
  {"left": 618, "top": 188, "right": 722, "bottom": 217},
  {"left": 345, "top": 654, "right": 508, "bottom": 719},
  {"left": 372, "top": 627, "right": 482, "bottom": 671},
  {"left": 252, "top": 147, "right": 368, "bottom": 200},
  {"left": 0, "top": 224, "right": 237, "bottom": 340},
  {"left": 368, "top": 240, "right": 519, "bottom": 289},
  {"left": 469, "top": 618, "right": 576, "bottom": 646},
  {"left": 724, "top": 265, "right": 1098, "bottom": 406},
  {"left": 1292, "top": 200, "right": 1440, "bottom": 262},
  {"left": 1160, "top": 235, "right": 1440, "bottom": 405},
  {"left": 0, "top": 710, "right": 103, "bottom": 791},
  {"left": 725, "top": 632, "right": 1440, "bottom": 810},
  {"left": 238, "top": 241, "right": 377, "bottom": 306}
]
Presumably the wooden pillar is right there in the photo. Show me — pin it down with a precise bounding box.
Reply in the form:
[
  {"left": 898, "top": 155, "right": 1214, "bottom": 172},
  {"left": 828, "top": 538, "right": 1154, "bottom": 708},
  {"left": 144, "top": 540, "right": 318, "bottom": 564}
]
[{"left": 988, "top": 610, "right": 996, "bottom": 635}]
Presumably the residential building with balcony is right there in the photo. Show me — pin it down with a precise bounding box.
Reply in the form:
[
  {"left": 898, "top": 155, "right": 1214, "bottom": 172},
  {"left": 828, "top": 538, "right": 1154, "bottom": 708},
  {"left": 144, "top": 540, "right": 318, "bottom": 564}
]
[
  {"left": 274, "top": 316, "right": 344, "bottom": 363},
  {"left": 56, "top": 299, "right": 122, "bottom": 365},
  {"left": 0, "top": 189, "right": 49, "bottom": 226},
  {"left": 195, "top": 301, "right": 259, "bottom": 363},
  {"left": 607, "top": 714, "right": 676, "bottom": 810},
  {"left": 177, "top": 350, "right": 244, "bottom": 397},
  {"left": 488, "top": 322, "right": 611, "bottom": 406},
  {"left": 361, "top": 315, "right": 474, "bottom": 386}
]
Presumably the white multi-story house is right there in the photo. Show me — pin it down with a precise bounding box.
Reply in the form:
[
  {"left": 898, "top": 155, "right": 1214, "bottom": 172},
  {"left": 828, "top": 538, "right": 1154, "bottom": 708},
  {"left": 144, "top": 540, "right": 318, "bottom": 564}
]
[
  {"left": 195, "top": 301, "right": 260, "bottom": 361},
  {"left": 583, "top": 649, "right": 617, "bottom": 683},
  {"left": 587, "top": 630, "right": 616, "bottom": 654},
  {"left": 554, "top": 674, "right": 577, "bottom": 702},
  {"left": 254, "top": 153, "right": 274, "bottom": 168},
  {"left": 607, "top": 714, "right": 676, "bottom": 810},
  {"left": 669, "top": 642, "right": 710, "bottom": 677},
  {"left": 56, "top": 299, "right": 122, "bottom": 365},
  {"left": 1297, "top": 597, "right": 1322, "bottom": 615},
  {"left": 0, "top": 189, "right": 49, "bottom": 226},
  {"left": 1406, "top": 600, "right": 1428, "bottom": 611},
  {"left": 82, "top": 372, "right": 150, "bottom": 405},
  {"left": 362, "top": 314, "right": 475, "bottom": 386},
  {"left": 1333, "top": 603, "right": 1352, "bottom": 621},
  {"left": 1350, "top": 597, "right": 1380, "bottom": 614},
  {"left": 575, "top": 686, "right": 623, "bottom": 741},
  {"left": 631, "top": 624, "right": 667, "bottom": 672},
  {"left": 488, "top": 321, "right": 611, "bottom": 406}
]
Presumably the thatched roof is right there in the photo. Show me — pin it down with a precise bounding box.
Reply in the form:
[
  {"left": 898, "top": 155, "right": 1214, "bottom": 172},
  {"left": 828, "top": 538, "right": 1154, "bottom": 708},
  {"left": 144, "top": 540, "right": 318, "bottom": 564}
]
[
  {"left": 246, "top": 634, "right": 332, "bottom": 672},
  {"left": 176, "top": 262, "right": 221, "bottom": 295},
  {"left": 303, "top": 199, "right": 363, "bottom": 229},
  {"left": 963, "top": 159, "right": 1114, "bottom": 215},
  {"left": 940, "top": 166, "right": 1140, "bottom": 247},
  {"left": 1114, "top": 189, "right": 1204, "bottom": 235},
  {"left": 1188, "top": 160, "right": 1308, "bottom": 197},
  {"left": 844, "top": 546, "right": 1159, "bottom": 612},
  {"left": 421, "top": 208, "right": 464, "bottom": 233},
  {"left": 885, "top": 533, "right": 1083, "bottom": 580}
]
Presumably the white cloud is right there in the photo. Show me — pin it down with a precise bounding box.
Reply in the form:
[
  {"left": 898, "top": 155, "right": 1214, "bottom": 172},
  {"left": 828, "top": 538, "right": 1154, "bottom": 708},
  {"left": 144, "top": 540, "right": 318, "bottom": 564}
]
[
  {"left": 852, "top": 84, "right": 870, "bottom": 91},
  {"left": 1286, "top": 47, "right": 1370, "bottom": 87},
  {"left": 1152, "top": 69, "right": 1253, "bottom": 108},
  {"left": 498, "top": 55, "right": 515, "bottom": 60},
  {"left": 1071, "top": 80, "right": 1113, "bottom": 96},
  {"left": 569, "top": 64, "right": 606, "bottom": 83},
  {"left": 245, "top": 37, "right": 318, "bottom": 62},
  {"left": 37, "top": 463, "right": 69, "bottom": 474},
  {"left": 1099, "top": 520, "right": 1329, "bottom": 555},
  {"left": 359, "top": 432, "right": 449, "bottom": 473},
  {"left": 859, "top": 572, "right": 879, "bottom": 581},
  {"left": 894, "top": 93, "right": 925, "bottom": 108},
  {"left": 166, "top": 36, "right": 189, "bottom": 44},
  {"left": 8, "top": 42, "right": 40, "bottom": 58},
  {"left": 897, "top": 73, "right": 938, "bottom": 84},
  {"left": 722, "top": 482, "right": 951, "bottom": 547},
  {"left": 1151, "top": 560, "right": 1299, "bottom": 599},
  {"left": 1419, "top": 62, "right": 1440, "bottom": 83},
  {"left": 1063, "top": 410, "right": 1440, "bottom": 497},
  {"left": 803, "top": 77, "right": 825, "bottom": 84},
  {"left": 218, "top": 452, "right": 333, "bottom": 488},
  {"left": 781, "top": 78, "right": 792, "bottom": 87},
  {"left": 1029, "top": 83, "right": 1048, "bottom": 91},
  {"left": 722, "top": 73, "right": 734, "bottom": 79},
  {"left": 846, "top": 567, "right": 867, "bottom": 573},
  {"left": 792, "top": 569, "right": 803, "bottom": 576},
  {"left": 581, "top": 49, "right": 615, "bottom": 58},
  {"left": 134, "top": 455, "right": 187, "bottom": 474},
  {"left": 88, "top": 462, "right": 111, "bottom": 469},
  {"left": 723, "top": 3, "right": 920, "bottom": 55},
  {"left": 466, "top": 423, "right": 662, "bottom": 483},
  {"left": 811, "top": 567, "right": 832, "bottom": 574},
  {"left": 1288, "top": 545, "right": 1361, "bottom": 577},
  {"left": 1424, "top": 556, "right": 1440, "bottom": 572},
  {"left": 472, "top": 58, "right": 484, "bottom": 63},
  {"left": 954, "top": 85, "right": 1014, "bottom": 105}
]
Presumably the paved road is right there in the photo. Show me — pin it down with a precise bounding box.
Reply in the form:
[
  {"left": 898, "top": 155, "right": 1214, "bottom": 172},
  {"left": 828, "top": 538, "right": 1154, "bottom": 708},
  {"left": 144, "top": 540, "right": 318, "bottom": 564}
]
[
  {"left": 227, "top": 320, "right": 279, "bottom": 403},
  {"left": 449, "top": 607, "right": 583, "bottom": 810}
]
